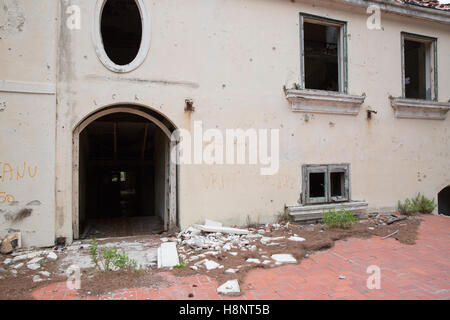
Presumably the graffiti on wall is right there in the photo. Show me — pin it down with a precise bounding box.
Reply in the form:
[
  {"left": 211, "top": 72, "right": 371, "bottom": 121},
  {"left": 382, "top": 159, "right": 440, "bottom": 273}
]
[
  {"left": 0, "top": 192, "right": 15, "bottom": 204},
  {"left": 0, "top": 161, "right": 38, "bottom": 204}
]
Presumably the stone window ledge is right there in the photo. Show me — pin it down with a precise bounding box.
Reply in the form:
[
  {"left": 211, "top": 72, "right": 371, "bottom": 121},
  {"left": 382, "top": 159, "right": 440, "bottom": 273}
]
[
  {"left": 390, "top": 97, "right": 450, "bottom": 120},
  {"left": 285, "top": 89, "right": 366, "bottom": 116},
  {"left": 286, "top": 201, "right": 368, "bottom": 222}
]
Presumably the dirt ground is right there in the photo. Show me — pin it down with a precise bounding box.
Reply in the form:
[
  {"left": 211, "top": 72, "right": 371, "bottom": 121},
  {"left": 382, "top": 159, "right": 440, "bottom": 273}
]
[
  {"left": 0, "top": 213, "right": 423, "bottom": 299},
  {"left": 169, "top": 214, "right": 422, "bottom": 286}
]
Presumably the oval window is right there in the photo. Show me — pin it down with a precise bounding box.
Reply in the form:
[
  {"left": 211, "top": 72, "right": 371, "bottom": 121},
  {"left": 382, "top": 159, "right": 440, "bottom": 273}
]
[
  {"left": 101, "top": 0, "right": 142, "bottom": 66},
  {"left": 94, "top": 0, "right": 150, "bottom": 72}
]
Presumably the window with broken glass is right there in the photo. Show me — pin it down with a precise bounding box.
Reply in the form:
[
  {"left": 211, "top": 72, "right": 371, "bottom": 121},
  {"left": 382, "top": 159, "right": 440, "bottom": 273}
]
[
  {"left": 299, "top": 13, "right": 347, "bottom": 93},
  {"left": 302, "top": 164, "right": 350, "bottom": 205},
  {"left": 401, "top": 32, "right": 437, "bottom": 101}
]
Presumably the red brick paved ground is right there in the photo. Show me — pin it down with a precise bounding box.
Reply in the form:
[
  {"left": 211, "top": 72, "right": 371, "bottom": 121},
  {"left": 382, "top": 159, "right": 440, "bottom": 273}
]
[{"left": 32, "top": 214, "right": 450, "bottom": 300}]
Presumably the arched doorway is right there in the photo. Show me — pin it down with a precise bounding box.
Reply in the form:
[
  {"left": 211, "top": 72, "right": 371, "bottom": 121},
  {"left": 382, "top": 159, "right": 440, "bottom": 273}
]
[
  {"left": 72, "top": 105, "right": 178, "bottom": 239},
  {"left": 438, "top": 186, "right": 450, "bottom": 216}
]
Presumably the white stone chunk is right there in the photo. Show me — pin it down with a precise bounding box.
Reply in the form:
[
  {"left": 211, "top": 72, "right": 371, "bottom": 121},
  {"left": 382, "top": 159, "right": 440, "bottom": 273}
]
[
  {"left": 27, "top": 263, "right": 41, "bottom": 270},
  {"left": 246, "top": 258, "right": 261, "bottom": 264},
  {"left": 47, "top": 251, "right": 58, "bottom": 260},
  {"left": 260, "top": 236, "right": 284, "bottom": 244},
  {"left": 203, "top": 259, "right": 222, "bottom": 270},
  {"left": 217, "top": 280, "right": 240, "bottom": 295},
  {"left": 225, "top": 268, "right": 237, "bottom": 274},
  {"left": 288, "top": 236, "right": 306, "bottom": 242},
  {"left": 194, "top": 225, "right": 250, "bottom": 235},
  {"left": 28, "top": 257, "right": 44, "bottom": 265},
  {"left": 157, "top": 242, "right": 179, "bottom": 268},
  {"left": 39, "top": 271, "right": 51, "bottom": 277},
  {"left": 271, "top": 254, "right": 297, "bottom": 264}
]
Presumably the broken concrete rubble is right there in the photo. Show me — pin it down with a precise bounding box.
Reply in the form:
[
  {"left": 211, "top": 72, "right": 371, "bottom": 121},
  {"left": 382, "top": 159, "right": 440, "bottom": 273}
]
[
  {"left": 246, "top": 258, "right": 261, "bottom": 264},
  {"left": 195, "top": 259, "right": 222, "bottom": 271},
  {"left": 217, "top": 279, "right": 240, "bottom": 295},
  {"left": 157, "top": 242, "right": 179, "bottom": 268},
  {"left": 288, "top": 236, "right": 305, "bottom": 242},
  {"left": 47, "top": 251, "right": 57, "bottom": 260},
  {"left": 271, "top": 254, "right": 297, "bottom": 264},
  {"left": 27, "top": 263, "right": 41, "bottom": 270},
  {"left": 193, "top": 224, "right": 250, "bottom": 235}
]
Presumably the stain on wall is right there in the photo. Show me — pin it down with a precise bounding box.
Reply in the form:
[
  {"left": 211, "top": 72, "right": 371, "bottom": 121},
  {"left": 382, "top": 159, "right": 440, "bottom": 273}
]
[{"left": 0, "top": 0, "right": 25, "bottom": 39}]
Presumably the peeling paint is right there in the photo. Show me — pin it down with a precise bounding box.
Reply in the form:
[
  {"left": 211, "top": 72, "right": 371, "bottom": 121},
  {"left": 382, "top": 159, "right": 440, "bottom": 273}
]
[{"left": 0, "top": 0, "right": 25, "bottom": 39}]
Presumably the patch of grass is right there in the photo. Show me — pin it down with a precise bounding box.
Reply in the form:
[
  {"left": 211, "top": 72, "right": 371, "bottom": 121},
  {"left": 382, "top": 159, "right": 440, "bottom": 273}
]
[
  {"left": 89, "top": 238, "right": 140, "bottom": 273},
  {"left": 398, "top": 193, "right": 436, "bottom": 215},
  {"left": 322, "top": 208, "right": 358, "bottom": 229},
  {"left": 173, "top": 263, "right": 187, "bottom": 269}
]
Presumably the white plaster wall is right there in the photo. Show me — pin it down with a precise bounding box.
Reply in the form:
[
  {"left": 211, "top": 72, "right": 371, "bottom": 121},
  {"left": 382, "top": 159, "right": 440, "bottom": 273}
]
[
  {"left": 0, "top": 0, "right": 57, "bottom": 247},
  {"left": 55, "top": 0, "right": 450, "bottom": 239},
  {"left": 2, "top": 0, "right": 449, "bottom": 246}
]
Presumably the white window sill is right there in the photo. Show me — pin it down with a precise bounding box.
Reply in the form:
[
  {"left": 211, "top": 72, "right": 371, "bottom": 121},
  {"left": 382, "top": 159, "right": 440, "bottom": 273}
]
[
  {"left": 286, "top": 201, "right": 368, "bottom": 222},
  {"left": 390, "top": 97, "right": 450, "bottom": 120},
  {"left": 285, "top": 88, "right": 366, "bottom": 116}
]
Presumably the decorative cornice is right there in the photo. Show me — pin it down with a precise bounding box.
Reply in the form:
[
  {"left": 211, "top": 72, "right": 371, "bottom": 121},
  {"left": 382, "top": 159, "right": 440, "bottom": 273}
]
[
  {"left": 0, "top": 80, "right": 56, "bottom": 95},
  {"left": 390, "top": 97, "right": 450, "bottom": 120},
  {"left": 285, "top": 88, "right": 366, "bottom": 115}
]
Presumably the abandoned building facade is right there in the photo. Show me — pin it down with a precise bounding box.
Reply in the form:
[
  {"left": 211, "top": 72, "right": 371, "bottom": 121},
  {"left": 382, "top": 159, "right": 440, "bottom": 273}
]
[{"left": 1, "top": 0, "right": 449, "bottom": 248}]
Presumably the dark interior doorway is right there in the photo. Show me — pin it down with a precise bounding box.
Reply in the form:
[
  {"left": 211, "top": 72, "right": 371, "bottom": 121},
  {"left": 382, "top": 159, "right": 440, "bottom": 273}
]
[
  {"left": 78, "top": 112, "right": 168, "bottom": 238},
  {"left": 438, "top": 186, "right": 450, "bottom": 216}
]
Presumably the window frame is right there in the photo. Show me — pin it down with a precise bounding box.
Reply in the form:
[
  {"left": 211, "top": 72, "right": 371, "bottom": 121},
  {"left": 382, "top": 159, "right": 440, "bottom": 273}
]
[
  {"left": 401, "top": 32, "right": 438, "bottom": 101},
  {"left": 302, "top": 163, "right": 350, "bottom": 205},
  {"left": 299, "top": 13, "right": 348, "bottom": 93},
  {"left": 92, "top": 0, "right": 151, "bottom": 73}
]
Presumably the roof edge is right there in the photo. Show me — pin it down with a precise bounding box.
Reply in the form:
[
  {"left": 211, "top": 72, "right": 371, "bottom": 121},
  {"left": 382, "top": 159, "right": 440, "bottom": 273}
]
[{"left": 334, "top": 0, "right": 450, "bottom": 24}]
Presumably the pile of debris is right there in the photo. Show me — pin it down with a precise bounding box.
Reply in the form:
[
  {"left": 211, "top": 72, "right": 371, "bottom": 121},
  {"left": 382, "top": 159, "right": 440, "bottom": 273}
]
[
  {"left": 1, "top": 248, "right": 58, "bottom": 282},
  {"left": 1, "top": 213, "right": 419, "bottom": 297},
  {"left": 166, "top": 219, "right": 303, "bottom": 295}
]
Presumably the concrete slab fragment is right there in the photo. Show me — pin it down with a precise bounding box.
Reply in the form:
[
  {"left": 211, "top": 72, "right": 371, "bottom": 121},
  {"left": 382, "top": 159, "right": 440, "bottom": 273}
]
[
  {"left": 157, "top": 242, "right": 179, "bottom": 268},
  {"left": 193, "top": 225, "right": 250, "bottom": 235},
  {"left": 271, "top": 254, "right": 297, "bottom": 264},
  {"left": 217, "top": 279, "right": 240, "bottom": 295},
  {"left": 288, "top": 236, "right": 306, "bottom": 242}
]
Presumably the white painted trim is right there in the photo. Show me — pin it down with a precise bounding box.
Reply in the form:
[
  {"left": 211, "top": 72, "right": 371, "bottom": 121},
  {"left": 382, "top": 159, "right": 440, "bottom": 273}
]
[
  {"left": 92, "top": 0, "right": 151, "bottom": 73},
  {"left": 285, "top": 89, "right": 366, "bottom": 115},
  {"left": 0, "top": 80, "right": 56, "bottom": 95},
  {"left": 390, "top": 97, "right": 450, "bottom": 120},
  {"left": 77, "top": 107, "right": 172, "bottom": 139}
]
